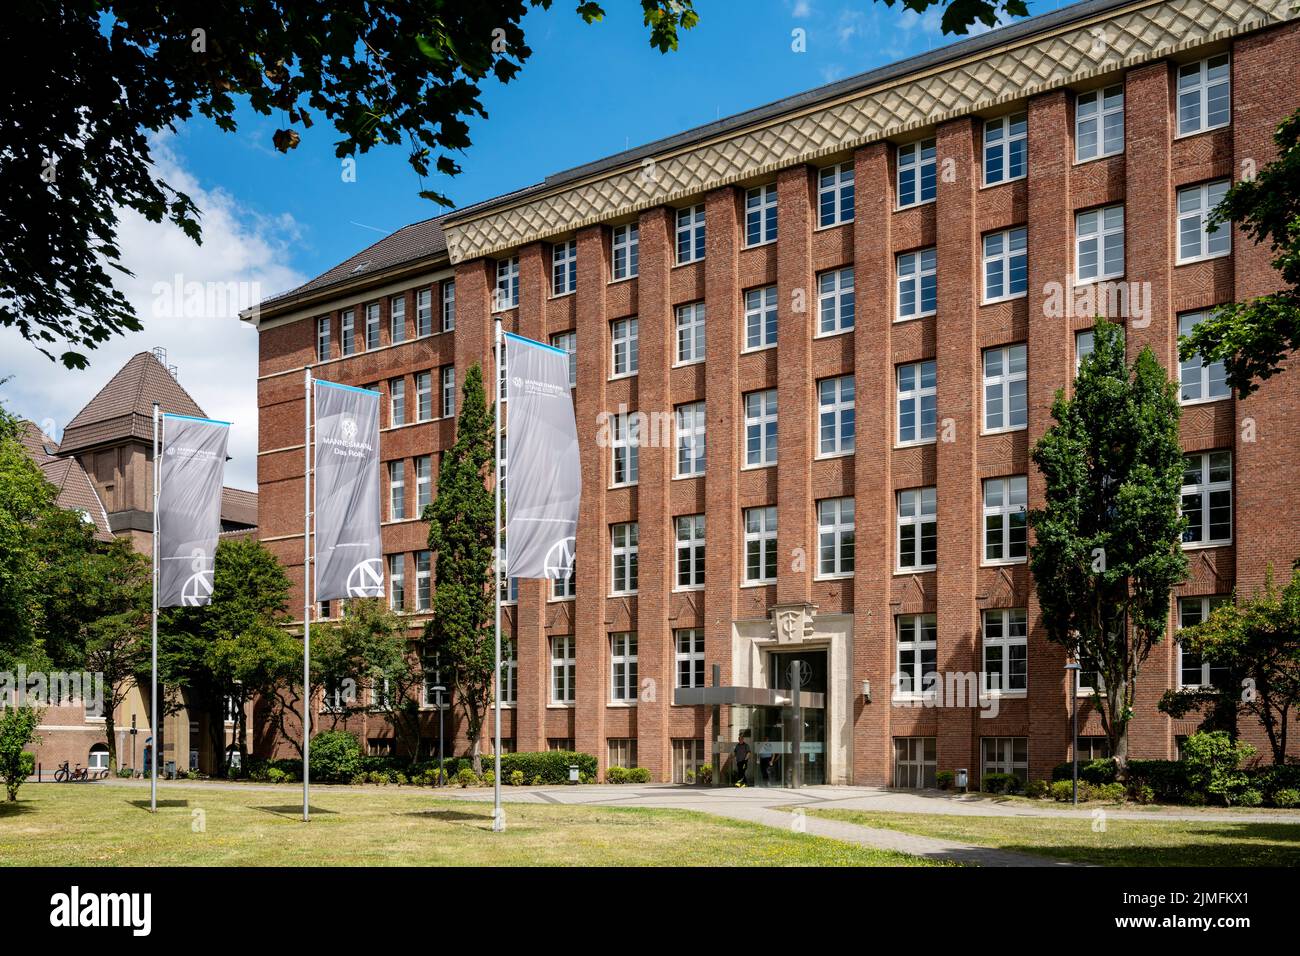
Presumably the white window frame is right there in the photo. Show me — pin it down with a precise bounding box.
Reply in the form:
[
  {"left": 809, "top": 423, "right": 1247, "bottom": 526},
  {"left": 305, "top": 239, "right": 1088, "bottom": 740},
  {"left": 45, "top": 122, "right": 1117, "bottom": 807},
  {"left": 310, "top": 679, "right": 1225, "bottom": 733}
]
[
  {"left": 551, "top": 565, "right": 576, "bottom": 601},
  {"left": 414, "top": 454, "right": 432, "bottom": 511},
  {"left": 675, "top": 628, "right": 705, "bottom": 690},
  {"left": 743, "top": 506, "right": 778, "bottom": 585},
  {"left": 389, "top": 295, "right": 406, "bottom": 344},
  {"left": 743, "top": 389, "right": 778, "bottom": 468},
  {"left": 415, "top": 551, "right": 432, "bottom": 611},
  {"left": 610, "top": 411, "right": 639, "bottom": 488},
  {"left": 983, "top": 112, "right": 1028, "bottom": 186},
  {"left": 551, "top": 330, "right": 578, "bottom": 388},
  {"left": 896, "top": 487, "right": 937, "bottom": 573},
  {"left": 982, "top": 609, "right": 1028, "bottom": 695},
  {"left": 1177, "top": 54, "right": 1231, "bottom": 138},
  {"left": 675, "top": 204, "right": 706, "bottom": 265},
  {"left": 896, "top": 360, "right": 937, "bottom": 446},
  {"left": 982, "top": 344, "right": 1028, "bottom": 433},
  {"left": 816, "top": 267, "right": 855, "bottom": 336},
  {"left": 612, "top": 223, "right": 639, "bottom": 280},
  {"left": 817, "top": 162, "right": 855, "bottom": 228},
  {"left": 494, "top": 256, "right": 520, "bottom": 312},
  {"left": 340, "top": 309, "right": 355, "bottom": 355},
  {"left": 611, "top": 317, "right": 639, "bottom": 378},
  {"left": 364, "top": 302, "right": 380, "bottom": 350},
  {"left": 415, "top": 371, "right": 433, "bottom": 422},
  {"left": 1176, "top": 180, "right": 1231, "bottom": 264},
  {"left": 389, "top": 377, "right": 405, "bottom": 427},
  {"left": 441, "top": 281, "right": 456, "bottom": 332},
  {"left": 896, "top": 248, "right": 937, "bottom": 321},
  {"left": 416, "top": 289, "right": 433, "bottom": 337},
  {"left": 1075, "top": 84, "right": 1124, "bottom": 163},
  {"left": 675, "top": 514, "right": 705, "bottom": 590},
  {"left": 610, "top": 632, "right": 638, "bottom": 704},
  {"left": 743, "top": 285, "right": 778, "bottom": 352},
  {"left": 745, "top": 184, "right": 778, "bottom": 247},
  {"left": 315, "top": 316, "right": 330, "bottom": 361},
  {"left": 550, "top": 635, "right": 576, "bottom": 705},
  {"left": 1075, "top": 204, "right": 1125, "bottom": 283},
  {"left": 1177, "top": 596, "right": 1229, "bottom": 689},
  {"left": 1178, "top": 310, "right": 1230, "bottom": 404},
  {"left": 674, "top": 402, "right": 706, "bottom": 478},
  {"left": 895, "top": 614, "right": 937, "bottom": 699},
  {"left": 1181, "top": 451, "right": 1232, "bottom": 547},
  {"left": 440, "top": 366, "right": 455, "bottom": 419},
  {"left": 816, "top": 375, "right": 855, "bottom": 457},
  {"left": 983, "top": 476, "right": 1028, "bottom": 565},
  {"left": 552, "top": 239, "right": 577, "bottom": 296},
  {"left": 896, "top": 137, "right": 937, "bottom": 209},
  {"left": 982, "top": 227, "right": 1028, "bottom": 303},
  {"left": 388, "top": 553, "right": 405, "bottom": 611},
  {"left": 675, "top": 302, "right": 706, "bottom": 365},
  {"left": 981, "top": 737, "right": 1029, "bottom": 782},
  {"left": 816, "top": 497, "right": 855, "bottom": 579},
  {"left": 611, "top": 522, "right": 639, "bottom": 595},
  {"left": 388, "top": 460, "right": 406, "bottom": 521}
]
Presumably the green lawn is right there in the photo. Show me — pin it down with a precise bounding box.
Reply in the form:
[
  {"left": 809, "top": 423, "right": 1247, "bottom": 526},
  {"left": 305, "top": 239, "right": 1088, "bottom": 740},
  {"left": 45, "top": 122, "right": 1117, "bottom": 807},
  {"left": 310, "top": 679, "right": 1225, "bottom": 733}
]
[
  {"left": 0, "top": 783, "right": 935, "bottom": 867},
  {"left": 808, "top": 808, "right": 1300, "bottom": 866}
]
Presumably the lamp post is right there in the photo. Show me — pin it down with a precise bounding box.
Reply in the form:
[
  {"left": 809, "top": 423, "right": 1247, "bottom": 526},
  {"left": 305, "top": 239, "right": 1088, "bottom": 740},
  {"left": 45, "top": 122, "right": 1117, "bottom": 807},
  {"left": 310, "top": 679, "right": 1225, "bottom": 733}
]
[
  {"left": 433, "top": 654, "right": 446, "bottom": 788},
  {"left": 1064, "top": 661, "right": 1081, "bottom": 807}
]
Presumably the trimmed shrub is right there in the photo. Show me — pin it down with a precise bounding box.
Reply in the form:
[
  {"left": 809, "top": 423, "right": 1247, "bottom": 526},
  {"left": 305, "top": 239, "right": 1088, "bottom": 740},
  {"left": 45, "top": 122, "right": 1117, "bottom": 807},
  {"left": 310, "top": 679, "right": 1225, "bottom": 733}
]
[
  {"left": 1236, "top": 788, "right": 1264, "bottom": 807},
  {"left": 697, "top": 765, "right": 713, "bottom": 785},
  {"left": 530, "top": 774, "right": 544, "bottom": 786},
  {"left": 482, "top": 770, "right": 495, "bottom": 788},
  {"left": 311, "top": 730, "right": 363, "bottom": 783},
  {"left": 981, "top": 772, "right": 1021, "bottom": 795},
  {"left": 936, "top": 770, "right": 955, "bottom": 791},
  {"left": 627, "top": 767, "right": 651, "bottom": 784},
  {"left": 1271, "top": 788, "right": 1299, "bottom": 809},
  {"left": 1183, "top": 731, "right": 1254, "bottom": 803},
  {"left": 510, "top": 770, "right": 525, "bottom": 787},
  {"left": 349, "top": 774, "right": 366, "bottom": 786},
  {"left": 455, "top": 767, "right": 478, "bottom": 788},
  {"left": 440, "top": 751, "right": 598, "bottom": 785},
  {"left": 1051, "top": 758, "right": 1117, "bottom": 785},
  {"left": 1050, "top": 779, "right": 1093, "bottom": 802},
  {"left": 606, "top": 766, "right": 631, "bottom": 784},
  {"left": 1130, "top": 784, "right": 1155, "bottom": 805},
  {"left": 1126, "top": 760, "right": 1190, "bottom": 803},
  {"left": 267, "top": 767, "right": 288, "bottom": 784},
  {"left": 1095, "top": 782, "right": 1126, "bottom": 803},
  {"left": 1025, "top": 780, "right": 1050, "bottom": 799}
]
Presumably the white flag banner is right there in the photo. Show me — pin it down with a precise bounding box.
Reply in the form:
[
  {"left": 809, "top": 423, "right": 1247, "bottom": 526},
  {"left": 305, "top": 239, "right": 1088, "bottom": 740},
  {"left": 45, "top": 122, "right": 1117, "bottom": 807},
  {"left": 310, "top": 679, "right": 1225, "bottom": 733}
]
[
  {"left": 157, "top": 414, "right": 230, "bottom": 607},
  {"left": 504, "top": 333, "right": 581, "bottom": 579}
]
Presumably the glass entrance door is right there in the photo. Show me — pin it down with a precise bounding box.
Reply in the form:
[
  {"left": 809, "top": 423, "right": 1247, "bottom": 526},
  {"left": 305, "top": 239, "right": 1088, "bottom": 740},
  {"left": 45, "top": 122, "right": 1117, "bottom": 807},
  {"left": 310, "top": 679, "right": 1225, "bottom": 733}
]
[{"left": 768, "top": 649, "right": 828, "bottom": 786}]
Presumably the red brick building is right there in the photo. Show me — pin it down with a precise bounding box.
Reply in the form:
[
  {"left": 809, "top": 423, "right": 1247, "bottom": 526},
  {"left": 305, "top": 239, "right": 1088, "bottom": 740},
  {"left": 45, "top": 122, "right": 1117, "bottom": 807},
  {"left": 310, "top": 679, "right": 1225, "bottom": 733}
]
[{"left": 245, "top": 0, "right": 1300, "bottom": 785}]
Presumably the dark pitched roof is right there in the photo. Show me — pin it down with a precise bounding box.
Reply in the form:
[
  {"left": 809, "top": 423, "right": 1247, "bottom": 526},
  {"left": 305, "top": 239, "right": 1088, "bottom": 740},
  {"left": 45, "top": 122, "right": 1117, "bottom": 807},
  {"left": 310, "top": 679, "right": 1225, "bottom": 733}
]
[
  {"left": 25, "top": 449, "right": 114, "bottom": 541},
  {"left": 220, "top": 487, "right": 258, "bottom": 529},
  {"left": 60, "top": 351, "right": 207, "bottom": 453},
  {"left": 17, "top": 419, "right": 60, "bottom": 463}
]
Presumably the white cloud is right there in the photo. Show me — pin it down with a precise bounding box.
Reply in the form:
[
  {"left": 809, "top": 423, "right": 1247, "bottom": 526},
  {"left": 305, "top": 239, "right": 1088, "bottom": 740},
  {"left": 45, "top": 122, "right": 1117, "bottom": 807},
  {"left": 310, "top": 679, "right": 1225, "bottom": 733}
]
[{"left": 0, "top": 137, "right": 303, "bottom": 492}]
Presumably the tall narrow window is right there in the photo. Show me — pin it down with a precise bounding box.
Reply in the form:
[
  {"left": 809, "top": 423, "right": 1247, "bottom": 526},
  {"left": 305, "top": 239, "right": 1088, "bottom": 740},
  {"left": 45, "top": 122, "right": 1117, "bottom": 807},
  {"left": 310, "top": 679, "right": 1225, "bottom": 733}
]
[
  {"left": 1177, "top": 180, "right": 1231, "bottom": 263},
  {"left": 440, "top": 366, "right": 455, "bottom": 419},
  {"left": 316, "top": 316, "right": 330, "bottom": 361},
  {"left": 389, "top": 377, "right": 406, "bottom": 427},
  {"left": 389, "top": 460, "right": 406, "bottom": 521},
  {"left": 896, "top": 360, "right": 937, "bottom": 445},
  {"left": 982, "top": 609, "right": 1028, "bottom": 694},
  {"left": 415, "top": 551, "right": 431, "bottom": 610},
  {"left": 675, "top": 514, "right": 705, "bottom": 589},
  {"left": 817, "top": 267, "right": 855, "bottom": 336},
  {"left": 817, "top": 375, "right": 855, "bottom": 457},
  {"left": 675, "top": 302, "right": 705, "bottom": 365},
  {"left": 415, "top": 455, "right": 432, "bottom": 511},
  {"left": 416, "top": 289, "right": 433, "bottom": 337},
  {"left": 896, "top": 248, "right": 937, "bottom": 321},
  {"left": 415, "top": 371, "right": 433, "bottom": 422},
  {"left": 364, "top": 303, "right": 380, "bottom": 350},
  {"left": 1177, "top": 596, "right": 1230, "bottom": 689},
  {"left": 611, "top": 317, "right": 639, "bottom": 377},
  {"left": 896, "top": 615, "right": 937, "bottom": 697},
  {"left": 1181, "top": 451, "right": 1232, "bottom": 546},
  {"left": 745, "top": 184, "right": 778, "bottom": 246},
  {"left": 551, "top": 330, "right": 578, "bottom": 388},
  {"left": 983, "top": 476, "right": 1028, "bottom": 563},
  {"left": 494, "top": 256, "right": 519, "bottom": 311},
  {"left": 817, "top": 162, "right": 855, "bottom": 227},
  {"left": 612, "top": 223, "right": 639, "bottom": 280},
  {"left": 897, "top": 138, "right": 936, "bottom": 208},
  {"left": 610, "top": 411, "right": 640, "bottom": 487},
  {"left": 983, "top": 344, "right": 1028, "bottom": 432},
  {"left": 675, "top": 402, "right": 706, "bottom": 478},
  {"left": 550, "top": 636, "right": 576, "bottom": 704},
  {"left": 341, "top": 309, "right": 355, "bottom": 355},
  {"left": 441, "top": 281, "right": 456, "bottom": 332},
  {"left": 1177, "top": 54, "right": 1231, "bottom": 136},
  {"left": 611, "top": 522, "right": 639, "bottom": 595},
  {"left": 1075, "top": 85, "right": 1124, "bottom": 162},
  {"left": 388, "top": 554, "right": 405, "bottom": 611},
  {"left": 897, "top": 487, "right": 937, "bottom": 571},
  {"left": 983, "top": 112, "right": 1027, "bottom": 185},
  {"left": 743, "top": 389, "right": 778, "bottom": 467},
  {"left": 1075, "top": 205, "right": 1125, "bottom": 282},
  {"left": 675, "top": 629, "right": 705, "bottom": 689},
  {"left": 1178, "top": 310, "right": 1230, "bottom": 403},
  {"left": 744, "top": 506, "right": 778, "bottom": 584},
  {"left": 610, "top": 632, "right": 638, "bottom": 703},
  {"left": 817, "top": 497, "right": 855, "bottom": 578},
  {"left": 675, "top": 205, "right": 706, "bottom": 264},
  {"left": 389, "top": 295, "right": 406, "bottom": 344},
  {"left": 983, "top": 227, "right": 1028, "bottom": 302},
  {"left": 552, "top": 239, "right": 577, "bottom": 295},
  {"left": 743, "top": 285, "right": 778, "bottom": 351}
]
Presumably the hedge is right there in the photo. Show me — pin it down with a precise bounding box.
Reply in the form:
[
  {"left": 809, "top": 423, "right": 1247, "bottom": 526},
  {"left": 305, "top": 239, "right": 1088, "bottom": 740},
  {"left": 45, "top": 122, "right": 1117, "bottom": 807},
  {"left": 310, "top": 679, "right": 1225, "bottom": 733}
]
[{"left": 439, "top": 751, "right": 597, "bottom": 785}]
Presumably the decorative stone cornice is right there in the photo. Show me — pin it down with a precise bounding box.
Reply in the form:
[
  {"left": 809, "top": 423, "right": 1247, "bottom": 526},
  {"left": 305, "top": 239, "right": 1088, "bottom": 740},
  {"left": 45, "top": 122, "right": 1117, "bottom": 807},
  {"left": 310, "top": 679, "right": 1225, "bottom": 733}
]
[{"left": 442, "top": 0, "right": 1294, "bottom": 263}]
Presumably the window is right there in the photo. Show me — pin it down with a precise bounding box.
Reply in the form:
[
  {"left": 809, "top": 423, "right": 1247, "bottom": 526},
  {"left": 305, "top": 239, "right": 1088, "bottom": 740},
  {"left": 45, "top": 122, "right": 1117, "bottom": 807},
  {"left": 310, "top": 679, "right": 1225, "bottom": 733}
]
[
  {"left": 675, "top": 514, "right": 705, "bottom": 590},
  {"left": 415, "top": 371, "right": 433, "bottom": 422},
  {"left": 364, "top": 303, "right": 380, "bottom": 350},
  {"left": 817, "top": 497, "right": 855, "bottom": 578},
  {"left": 547, "top": 737, "right": 574, "bottom": 752},
  {"left": 983, "top": 476, "right": 1028, "bottom": 563},
  {"left": 896, "top": 360, "right": 937, "bottom": 445},
  {"left": 983, "top": 344, "right": 1027, "bottom": 432},
  {"left": 551, "top": 330, "right": 577, "bottom": 388},
  {"left": 675, "top": 628, "right": 705, "bottom": 689},
  {"left": 897, "top": 137, "right": 937, "bottom": 208},
  {"left": 389, "top": 460, "right": 405, "bottom": 521},
  {"left": 1075, "top": 85, "right": 1124, "bottom": 162},
  {"left": 610, "top": 411, "right": 639, "bottom": 487},
  {"left": 389, "top": 554, "right": 405, "bottom": 611},
  {"left": 1182, "top": 451, "right": 1232, "bottom": 546},
  {"left": 322, "top": 679, "right": 349, "bottom": 713},
  {"left": 415, "top": 455, "right": 432, "bottom": 511},
  {"left": 501, "top": 640, "right": 517, "bottom": 705},
  {"left": 611, "top": 317, "right": 639, "bottom": 377},
  {"left": 1076, "top": 653, "right": 1106, "bottom": 695},
  {"left": 1178, "top": 596, "right": 1230, "bottom": 689},
  {"left": 743, "top": 285, "right": 778, "bottom": 351},
  {"left": 744, "top": 506, "right": 778, "bottom": 584},
  {"left": 675, "top": 402, "right": 706, "bottom": 477},
  {"left": 498, "top": 338, "right": 508, "bottom": 403},
  {"left": 982, "top": 609, "right": 1028, "bottom": 694},
  {"left": 415, "top": 551, "right": 431, "bottom": 610},
  {"left": 608, "top": 737, "right": 638, "bottom": 769},
  {"left": 675, "top": 302, "right": 705, "bottom": 365},
  {"left": 416, "top": 289, "right": 433, "bottom": 337},
  {"left": 743, "top": 389, "right": 778, "bottom": 467},
  {"left": 981, "top": 737, "right": 1028, "bottom": 784},
  {"left": 612, "top": 223, "right": 639, "bottom": 280},
  {"left": 983, "top": 112, "right": 1027, "bottom": 185},
  {"left": 440, "top": 366, "right": 455, "bottom": 419},
  {"left": 341, "top": 309, "right": 355, "bottom": 355},
  {"left": 1077, "top": 736, "right": 1110, "bottom": 763},
  {"left": 1075, "top": 205, "right": 1125, "bottom": 282},
  {"left": 817, "top": 375, "right": 855, "bottom": 456},
  {"left": 610, "top": 632, "right": 638, "bottom": 703},
  {"left": 611, "top": 522, "right": 639, "bottom": 595},
  {"left": 1178, "top": 310, "right": 1229, "bottom": 403},
  {"left": 745, "top": 184, "right": 777, "bottom": 246},
  {"left": 1177, "top": 180, "right": 1231, "bottom": 263},
  {"left": 983, "top": 227, "right": 1028, "bottom": 302},
  {"left": 817, "top": 267, "right": 855, "bottom": 336},
  {"left": 494, "top": 256, "right": 519, "bottom": 311},
  {"left": 896, "top": 615, "right": 937, "bottom": 697},
  {"left": 315, "top": 317, "right": 330, "bottom": 361},
  {"left": 1177, "top": 54, "right": 1231, "bottom": 136},
  {"left": 672, "top": 738, "right": 706, "bottom": 783},
  {"left": 896, "top": 248, "right": 937, "bottom": 321},
  {"left": 441, "top": 281, "right": 456, "bottom": 332},
  {"left": 675, "top": 204, "right": 705, "bottom": 264},
  {"left": 550, "top": 636, "right": 576, "bottom": 704},
  {"left": 389, "top": 378, "right": 406, "bottom": 427},
  {"left": 818, "top": 162, "right": 854, "bottom": 227},
  {"left": 893, "top": 737, "right": 937, "bottom": 789},
  {"left": 551, "top": 564, "right": 575, "bottom": 600},
  {"left": 897, "top": 487, "right": 937, "bottom": 571},
  {"left": 389, "top": 295, "right": 406, "bottom": 344},
  {"left": 551, "top": 239, "right": 577, "bottom": 296},
  {"left": 1075, "top": 329, "right": 1095, "bottom": 371}
]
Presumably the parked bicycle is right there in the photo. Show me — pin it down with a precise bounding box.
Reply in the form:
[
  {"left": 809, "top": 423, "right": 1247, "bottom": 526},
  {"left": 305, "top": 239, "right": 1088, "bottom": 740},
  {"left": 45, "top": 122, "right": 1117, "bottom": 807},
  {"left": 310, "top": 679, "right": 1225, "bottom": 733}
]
[{"left": 53, "top": 761, "right": 89, "bottom": 782}]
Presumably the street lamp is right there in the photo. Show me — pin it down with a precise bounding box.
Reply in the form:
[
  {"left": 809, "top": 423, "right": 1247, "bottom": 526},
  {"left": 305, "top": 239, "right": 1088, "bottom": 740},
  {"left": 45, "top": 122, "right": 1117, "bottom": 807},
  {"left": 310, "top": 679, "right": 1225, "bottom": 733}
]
[
  {"left": 1064, "top": 661, "right": 1082, "bottom": 807},
  {"left": 432, "top": 653, "right": 446, "bottom": 788}
]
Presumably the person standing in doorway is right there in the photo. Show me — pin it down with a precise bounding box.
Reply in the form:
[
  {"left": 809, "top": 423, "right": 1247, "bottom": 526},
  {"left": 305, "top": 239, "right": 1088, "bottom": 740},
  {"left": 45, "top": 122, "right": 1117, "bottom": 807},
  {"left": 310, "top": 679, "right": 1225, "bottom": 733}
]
[{"left": 733, "top": 733, "right": 750, "bottom": 787}]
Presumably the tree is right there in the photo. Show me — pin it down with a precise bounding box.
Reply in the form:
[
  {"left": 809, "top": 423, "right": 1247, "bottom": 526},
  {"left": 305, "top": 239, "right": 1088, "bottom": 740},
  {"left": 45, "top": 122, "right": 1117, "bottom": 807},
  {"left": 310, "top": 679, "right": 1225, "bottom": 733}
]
[
  {"left": 1179, "top": 108, "right": 1300, "bottom": 396},
  {"left": 424, "top": 364, "right": 496, "bottom": 774},
  {"left": 5, "top": 1, "right": 696, "bottom": 369},
  {"left": 1164, "top": 566, "right": 1300, "bottom": 765},
  {"left": 0, "top": 407, "right": 58, "bottom": 668},
  {"left": 355, "top": 602, "right": 426, "bottom": 760},
  {"left": 1028, "top": 319, "right": 1189, "bottom": 776},
  {"left": 0, "top": 707, "right": 42, "bottom": 802},
  {"left": 870, "top": 0, "right": 1027, "bottom": 35}
]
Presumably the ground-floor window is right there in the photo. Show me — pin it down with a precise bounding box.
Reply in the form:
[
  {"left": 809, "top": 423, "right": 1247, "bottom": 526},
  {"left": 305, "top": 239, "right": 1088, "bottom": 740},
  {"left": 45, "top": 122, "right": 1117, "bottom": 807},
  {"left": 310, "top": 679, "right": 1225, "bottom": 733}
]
[
  {"left": 893, "top": 736, "right": 936, "bottom": 788},
  {"left": 608, "top": 738, "right": 638, "bottom": 769},
  {"left": 981, "top": 736, "right": 1028, "bottom": 784},
  {"left": 547, "top": 737, "right": 574, "bottom": 752},
  {"left": 1075, "top": 736, "right": 1109, "bottom": 763},
  {"left": 367, "top": 738, "right": 395, "bottom": 757},
  {"left": 672, "top": 739, "right": 705, "bottom": 783},
  {"left": 88, "top": 743, "right": 109, "bottom": 771}
]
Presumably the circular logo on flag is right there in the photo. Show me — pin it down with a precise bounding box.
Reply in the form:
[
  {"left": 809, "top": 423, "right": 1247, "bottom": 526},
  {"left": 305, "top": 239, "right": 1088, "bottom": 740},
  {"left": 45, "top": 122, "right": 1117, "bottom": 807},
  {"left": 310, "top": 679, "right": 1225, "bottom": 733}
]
[
  {"left": 346, "top": 558, "right": 385, "bottom": 597},
  {"left": 511, "top": 375, "right": 523, "bottom": 390},
  {"left": 339, "top": 416, "right": 358, "bottom": 443},
  {"left": 544, "top": 536, "right": 577, "bottom": 578},
  {"left": 181, "top": 571, "right": 214, "bottom": 606}
]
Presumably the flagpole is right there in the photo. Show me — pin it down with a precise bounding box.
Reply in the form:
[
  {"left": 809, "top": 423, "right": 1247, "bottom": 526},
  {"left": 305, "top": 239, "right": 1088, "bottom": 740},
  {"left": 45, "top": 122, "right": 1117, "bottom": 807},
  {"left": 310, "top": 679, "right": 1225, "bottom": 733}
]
[
  {"left": 492, "top": 317, "right": 504, "bottom": 833},
  {"left": 150, "top": 403, "right": 160, "bottom": 813},
  {"left": 303, "top": 366, "right": 313, "bottom": 823}
]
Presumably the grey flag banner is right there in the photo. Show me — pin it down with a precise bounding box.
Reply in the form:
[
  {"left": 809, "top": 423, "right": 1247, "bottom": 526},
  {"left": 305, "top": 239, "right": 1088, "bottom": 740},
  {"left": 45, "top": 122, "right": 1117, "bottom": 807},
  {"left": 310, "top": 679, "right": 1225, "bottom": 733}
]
[
  {"left": 157, "top": 414, "right": 230, "bottom": 607},
  {"left": 504, "top": 332, "right": 581, "bottom": 579},
  {"left": 314, "top": 380, "right": 384, "bottom": 601}
]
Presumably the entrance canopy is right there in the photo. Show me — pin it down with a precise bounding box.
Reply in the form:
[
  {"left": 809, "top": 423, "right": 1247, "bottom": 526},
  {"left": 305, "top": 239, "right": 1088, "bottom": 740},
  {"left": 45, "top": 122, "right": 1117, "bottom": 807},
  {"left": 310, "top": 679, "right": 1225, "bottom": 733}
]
[{"left": 673, "top": 685, "right": 825, "bottom": 709}]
